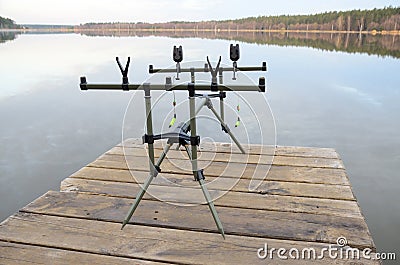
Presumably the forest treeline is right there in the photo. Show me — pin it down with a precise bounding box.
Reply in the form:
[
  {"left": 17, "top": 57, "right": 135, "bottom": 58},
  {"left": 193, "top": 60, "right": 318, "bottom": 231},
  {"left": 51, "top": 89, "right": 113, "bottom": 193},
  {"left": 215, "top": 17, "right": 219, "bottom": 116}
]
[
  {"left": 78, "top": 7, "right": 400, "bottom": 32},
  {"left": 0, "top": 16, "right": 20, "bottom": 29},
  {"left": 79, "top": 29, "right": 400, "bottom": 59}
]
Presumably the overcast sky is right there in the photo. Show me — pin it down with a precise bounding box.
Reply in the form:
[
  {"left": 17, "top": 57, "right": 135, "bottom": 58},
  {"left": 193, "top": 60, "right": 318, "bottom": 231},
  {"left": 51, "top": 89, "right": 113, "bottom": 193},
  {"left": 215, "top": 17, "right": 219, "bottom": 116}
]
[{"left": 1, "top": 0, "right": 399, "bottom": 25}]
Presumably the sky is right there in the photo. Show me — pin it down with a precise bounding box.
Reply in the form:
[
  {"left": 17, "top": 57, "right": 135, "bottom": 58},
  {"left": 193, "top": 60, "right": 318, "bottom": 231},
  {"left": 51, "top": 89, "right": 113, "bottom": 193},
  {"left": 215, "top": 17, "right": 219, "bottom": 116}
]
[{"left": 1, "top": 0, "right": 399, "bottom": 25}]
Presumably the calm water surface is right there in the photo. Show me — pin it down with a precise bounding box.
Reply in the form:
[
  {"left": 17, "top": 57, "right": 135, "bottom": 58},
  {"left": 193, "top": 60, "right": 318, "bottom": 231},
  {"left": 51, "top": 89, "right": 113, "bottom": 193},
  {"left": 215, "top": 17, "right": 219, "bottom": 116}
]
[{"left": 0, "top": 33, "right": 399, "bottom": 258}]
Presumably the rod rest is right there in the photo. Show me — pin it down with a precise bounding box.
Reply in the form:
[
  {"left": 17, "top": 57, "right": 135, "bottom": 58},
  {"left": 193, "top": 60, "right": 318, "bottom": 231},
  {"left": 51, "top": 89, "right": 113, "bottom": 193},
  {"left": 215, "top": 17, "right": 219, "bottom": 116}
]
[
  {"left": 259, "top": 77, "right": 266, "bottom": 92},
  {"left": 262, "top": 62, "right": 267, "bottom": 71},
  {"left": 116, "top": 57, "right": 130, "bottom": 91},
  {"left": 80, "top": 76, "right": 87, "bottom": 90}
]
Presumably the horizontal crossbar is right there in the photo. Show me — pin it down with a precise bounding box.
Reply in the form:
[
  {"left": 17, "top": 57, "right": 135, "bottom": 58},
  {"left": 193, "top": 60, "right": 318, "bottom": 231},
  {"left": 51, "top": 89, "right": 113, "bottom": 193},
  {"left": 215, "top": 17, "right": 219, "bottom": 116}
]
[{"left": 80, "top": 78, "right": 266, "bottom": 92}]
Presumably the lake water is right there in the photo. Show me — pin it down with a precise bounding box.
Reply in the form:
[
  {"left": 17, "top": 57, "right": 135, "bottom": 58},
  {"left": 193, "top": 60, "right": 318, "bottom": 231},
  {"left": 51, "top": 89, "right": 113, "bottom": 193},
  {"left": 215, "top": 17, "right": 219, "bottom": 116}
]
[{"left": 0, "top": 32, "right": 399, "bottom": 258}]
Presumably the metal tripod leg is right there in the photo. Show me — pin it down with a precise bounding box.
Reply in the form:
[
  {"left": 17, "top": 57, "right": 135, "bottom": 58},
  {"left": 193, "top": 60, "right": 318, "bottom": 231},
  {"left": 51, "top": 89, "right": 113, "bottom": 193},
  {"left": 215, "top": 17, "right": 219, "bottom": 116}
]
[
  {"left": 121, "top": 143, "right": 172, "bottom": 229},
  {"left": 198, "top": 177, "right": 225, "bottom": 239},
  {"left": 205, "top": 98, "right": 246, "bottom": 154},
  {"left": 122, "top": 85, "right": 170, "bottom": 229},
  {"left": 187, "top": 88, "right": 225, "bottom": 239},
  {"left": 183, "top": 145, "right": 225, "bottom": 239}
]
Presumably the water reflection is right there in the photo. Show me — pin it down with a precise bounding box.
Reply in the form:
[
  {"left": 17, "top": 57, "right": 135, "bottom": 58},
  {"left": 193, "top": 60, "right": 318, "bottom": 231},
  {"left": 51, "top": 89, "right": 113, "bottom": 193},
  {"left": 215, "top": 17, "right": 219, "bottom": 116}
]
[
  {"left": 77, "top": 29, "right": 400, "bottom": 59},
  {"left": 0, "top": 32, "right": 17, "bottom": 43}
]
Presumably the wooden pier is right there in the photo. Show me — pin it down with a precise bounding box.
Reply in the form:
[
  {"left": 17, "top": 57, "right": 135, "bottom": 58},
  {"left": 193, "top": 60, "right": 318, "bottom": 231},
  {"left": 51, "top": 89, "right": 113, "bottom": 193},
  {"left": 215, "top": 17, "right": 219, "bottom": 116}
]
[{"left": 0, "top": 139, "right": 378, "bottom": 264}]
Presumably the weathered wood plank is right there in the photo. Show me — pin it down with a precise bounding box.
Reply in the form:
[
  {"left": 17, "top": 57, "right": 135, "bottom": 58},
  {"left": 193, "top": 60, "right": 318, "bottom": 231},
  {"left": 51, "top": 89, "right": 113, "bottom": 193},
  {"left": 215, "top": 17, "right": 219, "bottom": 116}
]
[
  {"left": 121, "top": 138, "right": 276, "bottom": 156},
  {"left": 275, "top": 146, "right": 339, "bottom": 159},
  {"left": 88, "top": 155, "right": 343, "bottom": 184},
  {"left": 73, "top": 165, "right": 350, "bottom": 186},
  {"left": 265, "top": 165, "right": 348, "bottom": 185},
  {"left": 0, "top": 241, "right": 168, "bottom": 265},
  {"left": 273, "top": 155, "right": 343, "bottom": 169},
  {"left": 61, "top": 178, "right": 360, "bottom": 218},
  {"left": 109, "top": 146, "right": 274, "bottom": 165},
  {"left": 69, "top": 168, "right": 355, "bottom": 201},
  {"left": 121, "top": 138, "right": 340, "bottom": 159},
  {"left": 22, "top": 191, "right": 372, "bottom": 249},
  {"left": 73, "top": 168, "right": 353, "bottom": 200},
  {"left": 0, "top": 212, "right": 378, "bottom": 264},
  {"left": 88, "top": 157, "right": 266, "bottom": 181},
  {"left": 104, "top": 147, "right": 344, "bottom": 169}
]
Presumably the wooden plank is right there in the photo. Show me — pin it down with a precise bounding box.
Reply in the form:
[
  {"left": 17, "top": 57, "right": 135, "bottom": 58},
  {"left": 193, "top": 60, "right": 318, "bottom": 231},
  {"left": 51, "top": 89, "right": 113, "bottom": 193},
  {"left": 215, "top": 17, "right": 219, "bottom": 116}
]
[
  {"left": 0, "top": 241, "right": 168, "bottom": 265},
  {"left": 256, "top": 181, "right": 354, "bottom": 200},
  {"left": 88, "top": 155, "right": 343, "bottom": 184},
  {"left": 105, "top": 147, "right": 344, "bottom": 169},
  {"left": 120, "top": 138, "right": 276, "bottom": 156},
  {"left": 63, "top": 177, "right": 360, "bottom": 217},
  {"left": 272, "top": 155, "right": 343, "bottom": 169},
  {"left": 76, "top": 168, "right": 353, "bottom": 200},
  {"left": 61, "top": 177, "right": 361, "bottom": 218},
  {"left": 22, "top": 191, "right": 372, "bottom": 249},
  {"left": 0, "top": 212, "right": 378, "bottom": 264},
  {"left": 121, "top": 138, "right": 340, "bottom": 159},
  {"left": 73, "top": 165, "right": 349, "bottom": 186},
  {"left": 68, "top": 168, "right": 355, "bottom": 201},
  {"left": 88, "top": 157, "right": 269, "bottom": 180},
  {"left": 274, "top": 146, "right": 339, "bottom": 159},
  {"left": 265, "top": 165, "right": 348, "bottom": 185},
  {"left": 108, "top": 146, "right": 275, "bottom": 165}
]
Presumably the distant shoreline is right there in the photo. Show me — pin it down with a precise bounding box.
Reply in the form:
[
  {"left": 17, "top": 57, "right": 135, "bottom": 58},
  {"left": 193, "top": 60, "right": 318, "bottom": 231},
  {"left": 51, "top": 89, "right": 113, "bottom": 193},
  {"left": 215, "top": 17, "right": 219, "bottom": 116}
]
[{"left": 2, "top": 28, "right": 400, "bottom": 35}]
